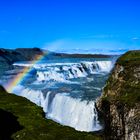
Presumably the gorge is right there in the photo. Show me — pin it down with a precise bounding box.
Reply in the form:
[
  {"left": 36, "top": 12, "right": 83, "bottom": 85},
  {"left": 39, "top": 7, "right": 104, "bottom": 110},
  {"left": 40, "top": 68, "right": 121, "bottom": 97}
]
[{"left": 0, "top": 48, "right": 139, "bottom": 140}]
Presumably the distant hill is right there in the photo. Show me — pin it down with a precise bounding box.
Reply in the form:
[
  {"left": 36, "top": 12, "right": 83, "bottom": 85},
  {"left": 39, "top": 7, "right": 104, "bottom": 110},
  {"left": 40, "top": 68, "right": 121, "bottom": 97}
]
[
  {"left": 0, "top": 48, "right": 44, "bottom": 75},
  {"left": 49, "top": 52, "right": 113, "bottom": 58}
]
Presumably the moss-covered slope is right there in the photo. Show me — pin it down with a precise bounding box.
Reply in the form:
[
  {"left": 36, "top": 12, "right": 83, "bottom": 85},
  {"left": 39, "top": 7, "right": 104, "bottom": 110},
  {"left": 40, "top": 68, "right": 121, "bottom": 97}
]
[
  {"left": 0, "top": 86, "right": 101, "bottom": 140},
  {"left": 103, "top": 50, "right": 140, "bottom": 106}
]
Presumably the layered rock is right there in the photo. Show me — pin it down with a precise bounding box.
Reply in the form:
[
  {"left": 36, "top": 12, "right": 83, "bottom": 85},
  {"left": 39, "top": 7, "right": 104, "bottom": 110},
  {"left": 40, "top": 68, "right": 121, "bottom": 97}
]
[{"left": 97, "top": 50, "right": 140, "bottom": 140}]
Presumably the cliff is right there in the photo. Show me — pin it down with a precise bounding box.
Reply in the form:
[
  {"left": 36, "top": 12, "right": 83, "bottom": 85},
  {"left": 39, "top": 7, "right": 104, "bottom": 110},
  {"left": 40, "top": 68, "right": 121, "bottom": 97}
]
[
  {"left": 97, "top": 50, "right": 140, "bottom": 140},
  {"left": 0, "top": 85, "right": 102, "bottom": 140}
]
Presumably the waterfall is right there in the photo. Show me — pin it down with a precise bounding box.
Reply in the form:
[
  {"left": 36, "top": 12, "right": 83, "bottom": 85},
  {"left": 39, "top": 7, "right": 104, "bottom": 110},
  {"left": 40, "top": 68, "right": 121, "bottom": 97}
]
[
  {"left": 46, "top": 93, "right": 102, "bottom": 132},
  {"left": 36, "top": 61, "right": 113, "bottom": 82},
  {"left": 9, "top": 60, "right": 114, "bottom": 132},
  {"left": 13, "top": 86, "right": 102, "bottom": 132}
]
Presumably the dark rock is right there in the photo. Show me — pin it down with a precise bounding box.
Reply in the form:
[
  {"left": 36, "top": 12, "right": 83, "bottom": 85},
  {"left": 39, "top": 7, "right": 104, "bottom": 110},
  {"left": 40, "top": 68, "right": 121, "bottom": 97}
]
[{"left": 0, "top": 109, "right": 23, "bottom": 140}]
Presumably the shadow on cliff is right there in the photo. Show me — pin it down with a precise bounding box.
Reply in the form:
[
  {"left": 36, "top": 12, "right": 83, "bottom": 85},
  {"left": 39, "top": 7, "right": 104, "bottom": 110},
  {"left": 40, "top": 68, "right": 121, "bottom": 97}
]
[{"left": 0, "top": 109, "right": 23, "bottom": 140}]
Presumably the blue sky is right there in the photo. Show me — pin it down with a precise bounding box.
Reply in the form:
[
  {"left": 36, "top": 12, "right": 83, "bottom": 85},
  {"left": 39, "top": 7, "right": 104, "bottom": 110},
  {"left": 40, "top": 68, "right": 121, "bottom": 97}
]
[{"left": 0, "top": 0, "right": 140, "bottom": 54}]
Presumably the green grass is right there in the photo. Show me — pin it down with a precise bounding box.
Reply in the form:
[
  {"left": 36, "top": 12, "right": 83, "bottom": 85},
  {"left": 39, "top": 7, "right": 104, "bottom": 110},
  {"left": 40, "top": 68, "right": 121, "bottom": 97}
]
[
  {"left": 118, "top": 84, "right": 140, "bottom": 106},
  {"left": 0, "top": 86, "right": 102, "bottom": 140},
  {"left": 117, "top": 50, "right": 140, "bottom": 66}
]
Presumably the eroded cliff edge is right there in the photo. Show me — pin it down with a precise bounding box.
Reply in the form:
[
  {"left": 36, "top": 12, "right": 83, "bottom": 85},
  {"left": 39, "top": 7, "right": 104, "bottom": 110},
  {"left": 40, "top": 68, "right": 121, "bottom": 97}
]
[{"left": 97, "top": 50, "right": 140, "bottom": 140}]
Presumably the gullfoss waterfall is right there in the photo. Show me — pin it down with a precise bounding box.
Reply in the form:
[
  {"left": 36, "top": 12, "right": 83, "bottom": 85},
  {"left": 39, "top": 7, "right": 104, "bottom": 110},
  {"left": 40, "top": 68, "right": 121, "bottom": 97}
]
[{"left": 1, "top": 58, "right": 114, "bottom": 132}]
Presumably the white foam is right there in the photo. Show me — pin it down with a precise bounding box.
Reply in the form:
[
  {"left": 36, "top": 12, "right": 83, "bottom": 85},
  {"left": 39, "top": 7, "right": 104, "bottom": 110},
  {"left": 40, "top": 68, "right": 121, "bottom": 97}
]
[
  {"left": 13, "top": 61, "right": 113, "bottom": 73},
  {"left": 47, "top": 93, "right": 102, "bottom": 132},
  {"left": 12, "top": 85, "right": 42, "bottom": 105},
  {"left": 36, "top": 61, "right": 113, "bottom": 82}
]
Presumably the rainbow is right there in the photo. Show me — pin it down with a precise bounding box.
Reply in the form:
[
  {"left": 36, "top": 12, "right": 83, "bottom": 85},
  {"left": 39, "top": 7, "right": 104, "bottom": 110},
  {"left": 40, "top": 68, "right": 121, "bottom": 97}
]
[{"left": 6, "top": 52, "right": 48, "bottom": 93}]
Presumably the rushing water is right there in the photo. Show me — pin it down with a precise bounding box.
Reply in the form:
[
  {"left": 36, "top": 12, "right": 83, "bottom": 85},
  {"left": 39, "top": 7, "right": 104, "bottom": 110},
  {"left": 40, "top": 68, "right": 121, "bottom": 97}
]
[{"left": 0, "top": 57, "right": 115, "bottom": 132}]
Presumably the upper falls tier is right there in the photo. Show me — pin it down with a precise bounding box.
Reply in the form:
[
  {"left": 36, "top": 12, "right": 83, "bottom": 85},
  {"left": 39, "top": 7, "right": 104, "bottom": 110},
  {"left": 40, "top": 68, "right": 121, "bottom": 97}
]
[{"left": 13, "top": 60, "right": 113, "bottom": 82}]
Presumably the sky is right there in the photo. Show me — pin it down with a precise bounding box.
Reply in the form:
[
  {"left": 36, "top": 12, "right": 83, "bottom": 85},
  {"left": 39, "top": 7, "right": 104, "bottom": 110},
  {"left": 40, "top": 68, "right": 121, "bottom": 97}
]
[{"left": 0, "top": 0, "right": 140, "bottom": 54}]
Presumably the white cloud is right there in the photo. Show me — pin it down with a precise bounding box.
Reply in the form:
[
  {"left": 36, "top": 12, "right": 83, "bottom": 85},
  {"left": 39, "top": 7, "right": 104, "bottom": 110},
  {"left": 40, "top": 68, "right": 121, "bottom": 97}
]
[
  {"left": 132, "top": 37, "right": 140, "bottom": 40},
  {"left": 41, "top": 38, "right": 140, "bottom": 54},
  {"left": 42, "top": 39, "right": 65, "bottom": 51}
]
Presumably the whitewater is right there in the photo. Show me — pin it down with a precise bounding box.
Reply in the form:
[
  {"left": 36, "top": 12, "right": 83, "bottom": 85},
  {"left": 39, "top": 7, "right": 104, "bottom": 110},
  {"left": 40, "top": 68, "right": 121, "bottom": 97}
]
[{"left": 1, "top": 58, "right": 114, "bottom": 132}]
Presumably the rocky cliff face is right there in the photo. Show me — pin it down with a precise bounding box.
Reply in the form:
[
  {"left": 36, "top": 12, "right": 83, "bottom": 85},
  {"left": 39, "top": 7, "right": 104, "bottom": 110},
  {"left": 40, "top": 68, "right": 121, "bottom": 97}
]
[{"left": 97, "top": 51, "right": 140, "bottom": 140}]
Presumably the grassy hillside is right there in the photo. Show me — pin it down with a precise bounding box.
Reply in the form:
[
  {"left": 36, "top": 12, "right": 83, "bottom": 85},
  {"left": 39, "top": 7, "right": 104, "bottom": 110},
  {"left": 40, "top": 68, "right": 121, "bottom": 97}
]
[{"left": 117, "top": 50, "right": 140, "bottom": 66}]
